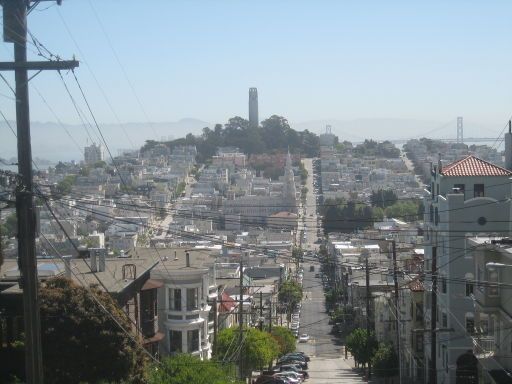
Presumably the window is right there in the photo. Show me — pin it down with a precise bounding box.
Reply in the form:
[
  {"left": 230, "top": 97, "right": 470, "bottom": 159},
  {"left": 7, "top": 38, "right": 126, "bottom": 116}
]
[
  {"left": 187, "top": 288, "right": 198, "bottom": 310},
  {"left": 488, "top": 270, "right": 499, "bottom": 296},
  {"left": 454, "top": 183, "right": 465, "bottom": 197},
  {"left": 187, "top": 329, "right": 200, "bottom": 352},
  {"left": 168, "top": 288, "right": 182, "bottom": 311},
  {"left": 474, "top": 184, "right": 484, "bottom": 198},
  {"left": 441, "top": 277, "right": 447, "bottom": 294},
  {"left": 169, "top": 330, "right": 182, "bottom": 353},
  {"left": 434, "top": 207, "right": 439, "bottom": 225},
  {"left": 465, "top": 273, "right": 474, "bottom": 297},
  {"left": 477, "top": 267, "right": 484, "bottom": 293},
  {"left": 416, "top": 303, "right": 423, "bottom": 322},
  {"left": 416, "top": 333, "right": 424, "bottom": 352},
  {"left": 466, "top": 314, "right": 475, "bottom": 334},
  {"left": 442, "top": 312, "right": 448, "bottom": 328}
]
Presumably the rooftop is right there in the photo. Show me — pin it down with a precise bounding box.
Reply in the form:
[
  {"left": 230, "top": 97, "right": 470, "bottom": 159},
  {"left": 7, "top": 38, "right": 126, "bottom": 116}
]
[
  {"left": 441, "top": 155, "right": 512, "bottom": 177},
  {"left": 1, "top": 256, "right": 158, "bottom": 294}
]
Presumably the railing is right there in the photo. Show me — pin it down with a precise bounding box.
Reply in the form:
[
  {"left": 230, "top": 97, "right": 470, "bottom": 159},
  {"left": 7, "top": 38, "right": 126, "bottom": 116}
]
[{"left": 472, "top": 335, "right": 495, "bottom": 357}]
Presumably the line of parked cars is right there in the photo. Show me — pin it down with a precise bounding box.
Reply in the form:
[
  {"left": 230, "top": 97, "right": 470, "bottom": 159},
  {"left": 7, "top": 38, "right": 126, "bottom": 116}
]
[{"left": 254, "top": 352, "right": 310, "bottom": 383}]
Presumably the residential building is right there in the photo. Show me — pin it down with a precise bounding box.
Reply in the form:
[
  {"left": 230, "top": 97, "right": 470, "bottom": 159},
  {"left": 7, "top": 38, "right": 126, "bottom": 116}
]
[
  {"left": 150, "top": 248, "right": 217, "bottom": 360},
  {"left": 469, "top": 237, "right": 512, "bottom": 384},
  {"left": 423, "top": 155, "right": 512, "bottom": 384},
  {"left": 84, "top": 143, "right": 104, "bottom": 165}
]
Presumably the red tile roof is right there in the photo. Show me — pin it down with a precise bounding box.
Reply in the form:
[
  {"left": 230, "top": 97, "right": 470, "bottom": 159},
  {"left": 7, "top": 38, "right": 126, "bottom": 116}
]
[
  {"left": 441, "top": 155, "right": 512, "bottom": 177},
  {"left": 219, "top": 291, "right": 236, "bottom": 312},
  {"left": 408, "top": 279, "right": 424, "bottom": 292}
]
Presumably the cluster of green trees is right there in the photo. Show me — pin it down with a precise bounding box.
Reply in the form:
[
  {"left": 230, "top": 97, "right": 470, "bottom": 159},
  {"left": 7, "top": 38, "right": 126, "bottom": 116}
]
[
  {"left": 215, "top": 327, "right": 278, "bottom": 375},
  {"left": 370, "top": 189, "right": 423, "bottom": 221},
  {"left": 373, "top": 200, "right": 423, "bottom": 221},
  {"left": 1, "top": 212, "right": 16, "bottom": 238},
  {"left": 2, "top": 277, "right": 298, "bottom": 383},
  {"left": 321, "top": 198, "right": 375, "bottom": 233},
  {"left": 55, "top": 175, "right": 77, "bottom": 196},
  {"left": 175, "top": 181, "right": 186, "bottom": 197},
  {"left": 322, "top": 194, "right": 423, "bottom": 233},
  {"left": 345, "top": 328, "right": 398, "bottom": 378},
  {"left": 324, "top": 287, "right": 343, "bottom": 312},
  {"left": 2, "top": 277, "right": 147, "bottom": 383},
  {"left": 298, "top": 162, "right": 308, "bottom": 184},
  {"left": 370, "top": 189, "right": 398, "bottom": 209},
  {"left": 278, "top": 279, "right": 303, "bottom": 317},
  {"left": 353, "top": 140, "right": 400, "bottom": 158},
  {"left": 147, "top": 354, "right": 243, "bottom": 384},
  {"left": 142, "top": 115, "right": 320, "bottom": 163}
]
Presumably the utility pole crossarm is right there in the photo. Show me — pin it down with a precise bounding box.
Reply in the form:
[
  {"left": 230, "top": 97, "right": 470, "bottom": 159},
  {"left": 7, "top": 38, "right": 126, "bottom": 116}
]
[{"left": 0, "top": 60, "right": 79, "bottom": 71}]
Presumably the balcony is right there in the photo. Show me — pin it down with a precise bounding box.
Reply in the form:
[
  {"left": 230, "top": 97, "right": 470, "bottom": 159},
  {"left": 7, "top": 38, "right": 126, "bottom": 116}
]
[{"left": 472, "top": 335, "right": 496, "bottom": 358}]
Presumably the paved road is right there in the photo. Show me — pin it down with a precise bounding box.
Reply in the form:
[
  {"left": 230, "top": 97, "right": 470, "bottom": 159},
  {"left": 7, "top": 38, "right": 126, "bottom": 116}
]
[
  {"left": 301, "top": 158, "right": 320, "bottom": 251},
  {"left": 297, "top": 264, "right": 366, "bottom": 383},
  {"left": 295, "top": 163, "right": 366, "bottom": 383}
]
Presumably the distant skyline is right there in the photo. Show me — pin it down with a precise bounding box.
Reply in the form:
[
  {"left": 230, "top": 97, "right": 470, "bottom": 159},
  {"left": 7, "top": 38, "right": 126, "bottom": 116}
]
[{"left": 1, "top": 1, "right": 512, "bottom": 147}]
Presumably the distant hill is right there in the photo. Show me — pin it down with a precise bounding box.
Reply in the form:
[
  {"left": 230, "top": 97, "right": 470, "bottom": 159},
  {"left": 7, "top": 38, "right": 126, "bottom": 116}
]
[
  {"left": 1, "top": 116, "right": 504, "bottom": 164},
  {"left": 0, "top": 118, "right": 210, "bottom": 162}
]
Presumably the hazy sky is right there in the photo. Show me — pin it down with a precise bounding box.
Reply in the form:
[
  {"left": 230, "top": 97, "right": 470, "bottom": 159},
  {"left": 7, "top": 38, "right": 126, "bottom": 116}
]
[{"left": 1, "top": 0, "right": 512, "bottom": 129}]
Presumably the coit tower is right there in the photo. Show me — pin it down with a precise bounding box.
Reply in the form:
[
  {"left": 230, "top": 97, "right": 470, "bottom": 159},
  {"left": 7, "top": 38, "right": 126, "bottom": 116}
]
[{"left": 249, "top": 87, "right": 258, "bottom": 128}]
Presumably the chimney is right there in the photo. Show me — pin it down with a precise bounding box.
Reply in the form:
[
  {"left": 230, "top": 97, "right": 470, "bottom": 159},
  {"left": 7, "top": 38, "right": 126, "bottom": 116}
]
[
  {"left": 90, "top": 250, "right": 97, "bottom": 272},
  {"left": 62, "top": 255, "right": 72, "bottom": 279},
  {"left": 506, "top": 120, "right": 512, "bottom": 170},
  {"left": 186, "top": 251, "right": 190, "bottom": 267},
  {"left": 98, "top": 251, "right": 106, "bottom": 272}
]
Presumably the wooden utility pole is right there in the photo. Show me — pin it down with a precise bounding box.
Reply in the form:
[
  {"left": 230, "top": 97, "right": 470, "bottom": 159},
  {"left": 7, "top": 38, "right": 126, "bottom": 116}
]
[
  {"left": 212, "top": 297, "right": 217, "bottom": 356},
  {"left": 430, "top": 246, "right": 438, "bottom": 384},
  {"left": 365, "top": 252, "right": 372, "bottom": 379},
  {"left": 268, "top": 298, "right": 273, "bottom": 333},
  {"left": 259, "top": 291, "right": 263, "bottom": 331},
  {"left": 238, "top": 254, "right": 244, "bottom": 379},
  {"left": 391, "top": 240, "right": 401, "bottom": 384},
  {"left": 0, "top": 2, "right": 78, "bottom": 383}
]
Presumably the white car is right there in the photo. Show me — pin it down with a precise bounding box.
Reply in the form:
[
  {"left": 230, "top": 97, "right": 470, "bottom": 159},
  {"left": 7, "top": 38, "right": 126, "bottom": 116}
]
[{"left": 298, "top": 334, "right": 310, "bottom": 343}]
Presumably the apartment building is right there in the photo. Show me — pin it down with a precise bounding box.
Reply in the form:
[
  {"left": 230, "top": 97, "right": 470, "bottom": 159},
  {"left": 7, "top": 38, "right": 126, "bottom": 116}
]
[
  {"left": 468, "top": 237, "right": 512, "bottom": 384},
  {"left": 423, "top": 155, "right": 512, "bottom": 384}
]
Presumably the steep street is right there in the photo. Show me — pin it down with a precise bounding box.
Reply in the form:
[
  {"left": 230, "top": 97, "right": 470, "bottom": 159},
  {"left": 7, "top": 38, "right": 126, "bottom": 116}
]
[
  {"left": 296, "top": 262, "right": 366, "bottom": 383},
  {"left": 295, "top": 159, "right": 366, "bottom": 383}
]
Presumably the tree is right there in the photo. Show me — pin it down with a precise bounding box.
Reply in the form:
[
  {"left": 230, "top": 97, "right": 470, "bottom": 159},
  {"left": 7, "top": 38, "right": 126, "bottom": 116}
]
[
  {"left": 371, "top": 343, "right": 399, "bottom": 379},
  {"left": 146, "top": 354, "right": 243, "bottom": 384},
  {"left": 39, "top": 277, "right": 147, "bottom": 383},
  {"left": 3, "top": 212, "right": 17, "bottom": 237},
  {"left": 55, "top": 175, "right": 76, "bottom": 196},
  {"left": 214, "top": 327, "right": 279, "bottom": 376},
  {"left": 345, "top": 328, "right": 378, "bottom": 368},
  {"left": 324, "top": 287, "right": 343, "bottom": 312},
  {"left": 270, "top": 326, "right": 296, "bottom": 356},
  {"left": 370, "top": 189, "right": 398, "bottom": 209},
  {"left": 278, "top": 280, "right": 303, "bottom": 316}
]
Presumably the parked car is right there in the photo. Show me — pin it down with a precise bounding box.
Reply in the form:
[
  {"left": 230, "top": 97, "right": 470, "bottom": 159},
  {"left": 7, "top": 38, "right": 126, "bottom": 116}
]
[
  {"left": 277, "top": 359, "right": 308, "bottom": 370},
  {"left": 283, "top": 352, "right": 310, "bottom": 362},
  {"left": 275, "top": 365, "right": 309, "bottom": 379},
  {"left": 299, "top": 334, "right": 310, "bottom": 343}
]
